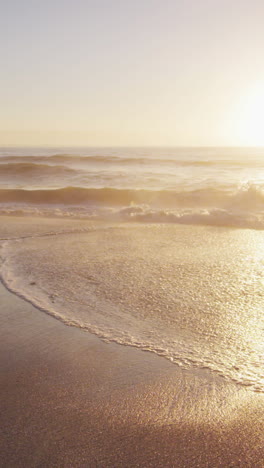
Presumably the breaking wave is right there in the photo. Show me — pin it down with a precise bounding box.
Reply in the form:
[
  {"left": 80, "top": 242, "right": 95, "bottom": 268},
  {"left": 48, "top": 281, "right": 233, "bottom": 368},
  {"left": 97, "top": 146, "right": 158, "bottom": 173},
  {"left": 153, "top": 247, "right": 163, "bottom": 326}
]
[
  {"left": 1, "top": 145, "right": 264, "bottom": 230},
  {"left": 0, "top": 184, "right": 264, "bottom": 229},
  {"left": 0, "top": 183, "right": 263, "bottom": 208}
]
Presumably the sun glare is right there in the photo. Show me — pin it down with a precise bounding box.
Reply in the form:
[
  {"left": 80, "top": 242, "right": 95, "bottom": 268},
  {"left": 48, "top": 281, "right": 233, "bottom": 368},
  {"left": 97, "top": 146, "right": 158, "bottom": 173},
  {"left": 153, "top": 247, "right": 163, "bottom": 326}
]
[{"left": 234, "top": 85, "right": 264, "bottom": 146}]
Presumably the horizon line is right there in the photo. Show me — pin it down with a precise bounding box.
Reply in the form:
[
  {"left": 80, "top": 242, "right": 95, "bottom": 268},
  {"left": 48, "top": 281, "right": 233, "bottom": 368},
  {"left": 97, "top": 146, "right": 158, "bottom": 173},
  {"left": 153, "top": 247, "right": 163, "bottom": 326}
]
[{"left": 1, "top": 144, "right": 264, "bottom": 149}]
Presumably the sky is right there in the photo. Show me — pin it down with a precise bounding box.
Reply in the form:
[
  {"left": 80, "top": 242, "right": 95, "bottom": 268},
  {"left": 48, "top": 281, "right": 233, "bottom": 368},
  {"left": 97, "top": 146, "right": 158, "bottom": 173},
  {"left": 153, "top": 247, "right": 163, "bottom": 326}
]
[{"left": 1, "top": 0, "right": 264, "bottom": 147}]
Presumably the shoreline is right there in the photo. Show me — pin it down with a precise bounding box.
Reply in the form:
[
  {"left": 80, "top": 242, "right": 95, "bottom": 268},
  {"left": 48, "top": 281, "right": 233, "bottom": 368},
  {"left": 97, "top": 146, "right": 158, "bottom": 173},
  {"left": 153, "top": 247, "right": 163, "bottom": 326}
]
[
  {"left": 1, "top": 280, "right": 264, "bottom": 467},
  {"left": 1, "top": 216, "right": 263, "bottom": 394},
  {"left": 1, "top": 215, "right": 264, "bottom": 466}
]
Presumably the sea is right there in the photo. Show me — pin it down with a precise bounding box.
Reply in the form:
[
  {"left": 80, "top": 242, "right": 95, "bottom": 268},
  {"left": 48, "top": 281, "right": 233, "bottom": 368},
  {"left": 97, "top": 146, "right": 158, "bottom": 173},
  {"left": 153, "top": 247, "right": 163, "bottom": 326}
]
[
  {"left": 0, "top": 146, "right": 263, "bottom": 392},
  {"left": 0, "top": 146, "right": 264, "bottom": 228}
]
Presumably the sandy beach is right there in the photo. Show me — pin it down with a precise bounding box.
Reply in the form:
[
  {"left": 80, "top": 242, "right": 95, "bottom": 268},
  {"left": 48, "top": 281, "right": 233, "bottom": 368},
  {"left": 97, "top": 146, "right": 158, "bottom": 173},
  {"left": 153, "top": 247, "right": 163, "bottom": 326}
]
[
  {"left": 2, "top": 0, "right": 264, "bottom": 462},
  {"left": 0, "top": 217, "right": 264, "bottom": 467}
]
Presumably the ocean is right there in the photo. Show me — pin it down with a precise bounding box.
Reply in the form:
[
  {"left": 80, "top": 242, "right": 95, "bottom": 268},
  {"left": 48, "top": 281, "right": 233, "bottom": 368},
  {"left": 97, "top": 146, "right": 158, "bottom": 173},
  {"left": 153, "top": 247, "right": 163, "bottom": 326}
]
[
  {"left": 0, "top": 146, "right": 264, "bottom": 228},
  {"left": 0, "top": 147, "right": 263, "bottom": 393}
]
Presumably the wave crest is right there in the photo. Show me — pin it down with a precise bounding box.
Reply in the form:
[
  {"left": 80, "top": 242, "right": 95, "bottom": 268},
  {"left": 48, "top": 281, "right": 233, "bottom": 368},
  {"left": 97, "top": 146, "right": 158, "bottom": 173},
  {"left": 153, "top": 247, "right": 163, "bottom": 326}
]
[
  {"left": 0, "top": 183, "right": 264, "bottom": 229},
  {"left": 0, "top": 162, "right": 77, "bottom": 177},
  {"left": 0, "top": 183, "right": 263, "bottom": 207}
]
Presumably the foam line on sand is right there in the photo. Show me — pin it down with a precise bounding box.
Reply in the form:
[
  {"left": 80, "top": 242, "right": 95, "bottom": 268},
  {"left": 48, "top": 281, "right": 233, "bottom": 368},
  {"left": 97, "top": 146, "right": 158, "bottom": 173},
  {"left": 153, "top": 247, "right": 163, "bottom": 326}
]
[{"left": 1, "top": 280, "right": 264, "bottom": 467}]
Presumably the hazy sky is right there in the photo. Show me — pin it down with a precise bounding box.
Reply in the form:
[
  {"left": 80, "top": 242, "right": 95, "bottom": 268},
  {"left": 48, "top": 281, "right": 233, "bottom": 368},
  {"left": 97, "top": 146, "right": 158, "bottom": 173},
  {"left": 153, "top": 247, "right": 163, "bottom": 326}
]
[{"left": 1, "top": 0, "right": 264, "bottom": 146}]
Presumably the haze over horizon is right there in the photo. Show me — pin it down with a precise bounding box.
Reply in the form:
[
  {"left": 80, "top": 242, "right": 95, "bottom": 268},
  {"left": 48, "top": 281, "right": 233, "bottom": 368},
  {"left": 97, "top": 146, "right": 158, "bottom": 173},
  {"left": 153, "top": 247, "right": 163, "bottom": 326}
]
[{"left": 2, "top": 0, "right": 264, "bottom": 147}]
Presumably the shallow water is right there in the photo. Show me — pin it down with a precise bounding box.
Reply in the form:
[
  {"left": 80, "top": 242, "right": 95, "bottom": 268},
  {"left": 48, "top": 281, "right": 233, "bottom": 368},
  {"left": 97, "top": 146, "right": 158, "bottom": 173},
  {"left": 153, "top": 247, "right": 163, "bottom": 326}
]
[{"left": 1, "top": 220, "right": 263, "bottom": 393}]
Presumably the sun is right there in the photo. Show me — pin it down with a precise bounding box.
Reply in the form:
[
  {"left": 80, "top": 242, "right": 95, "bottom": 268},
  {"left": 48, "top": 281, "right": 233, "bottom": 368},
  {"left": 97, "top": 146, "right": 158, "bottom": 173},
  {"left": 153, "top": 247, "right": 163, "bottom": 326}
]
[{"left": 233, "top": 85, "right": 264, "bottom": 146}]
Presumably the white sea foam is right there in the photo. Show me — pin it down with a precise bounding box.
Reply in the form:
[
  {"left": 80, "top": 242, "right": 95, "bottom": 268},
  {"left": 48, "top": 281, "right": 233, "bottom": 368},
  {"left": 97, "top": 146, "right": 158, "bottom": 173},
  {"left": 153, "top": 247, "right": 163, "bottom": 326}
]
[{"left": 1, "top": 187, "right": 264, "bottom": 230}]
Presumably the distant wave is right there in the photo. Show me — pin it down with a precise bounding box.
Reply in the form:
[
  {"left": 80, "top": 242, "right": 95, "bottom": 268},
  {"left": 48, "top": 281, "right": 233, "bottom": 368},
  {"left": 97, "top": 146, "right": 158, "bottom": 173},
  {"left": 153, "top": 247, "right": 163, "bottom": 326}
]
[
  {"left": 1, "top": 154, "right": 263, "bottom": 168},
  {"left": 0, "top": 162, "right": 77, "bottom": 177}
]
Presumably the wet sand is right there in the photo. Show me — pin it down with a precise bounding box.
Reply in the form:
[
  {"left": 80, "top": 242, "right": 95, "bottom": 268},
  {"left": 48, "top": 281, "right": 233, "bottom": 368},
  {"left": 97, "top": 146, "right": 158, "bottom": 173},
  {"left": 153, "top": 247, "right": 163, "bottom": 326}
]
[
  {"left": 0, "top": 216, "right": 264, "bottom": 467},
  {"left": 1, "top": 281, "right": 264, "bottom": 467}
]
